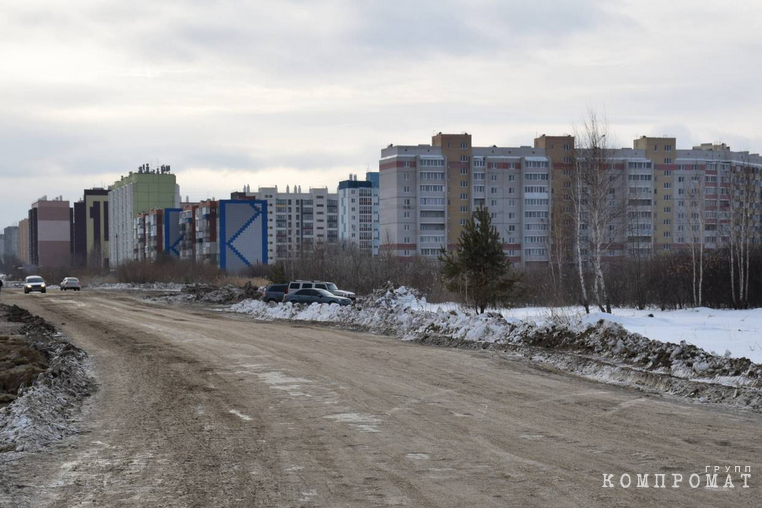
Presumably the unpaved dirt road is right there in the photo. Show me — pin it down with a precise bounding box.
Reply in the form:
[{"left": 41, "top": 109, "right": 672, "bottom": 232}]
[{"left": 1, "top": 290, "right": 760, "bottom": 507}]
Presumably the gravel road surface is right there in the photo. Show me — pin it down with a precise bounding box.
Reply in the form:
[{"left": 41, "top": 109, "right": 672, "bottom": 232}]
[{"left": 1, "top": 290, "right": 759, "bottom": 507}]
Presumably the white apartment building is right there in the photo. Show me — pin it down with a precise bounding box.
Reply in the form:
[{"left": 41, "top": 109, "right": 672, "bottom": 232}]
[
  {"left": 338, "top": 172, "right": 380, "bottom": 255},
  {"left": 232, "top": 185, "right": 339, "bottom": 264}
]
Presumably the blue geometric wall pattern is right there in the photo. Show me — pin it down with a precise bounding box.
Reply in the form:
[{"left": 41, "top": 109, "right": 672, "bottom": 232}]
[
  {"left": 163, "top": 208, "right": 182, "bottom": 257},
  {"left": 219, "top": 200, "right": 268, "bottom": 272}
]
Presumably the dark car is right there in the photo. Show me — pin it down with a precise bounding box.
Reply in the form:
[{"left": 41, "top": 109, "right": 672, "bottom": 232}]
[
  {"left": 263, "top": 283, "right": 288, "bottom": 303},
  {"left": 283, "top": 288, "right": 351, "bottom": 306}
]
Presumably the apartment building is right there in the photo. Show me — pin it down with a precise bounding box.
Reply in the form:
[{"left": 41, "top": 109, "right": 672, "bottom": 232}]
[
  {"left": 194, "top": 200, "right": 218, "bottom": 265},
  {"left": 379, "top": 133, "right": 552, "bottom": 264},
  {"left": 538, "top": 134, "right": 762, "bottom": 261},
  {"left": 72, "top": 188, "right": 110, "bottom": 268},
  {"left": 144, "top": 208, "right": 165, "bottom": 262},
  {"left": 18, "top": 219, "right": 29, "bottom": 265},
  {"left": 180, "top": 203, "right": 199, "bottom": 261},
  {"left": 338, "top": 172, "right": 380, "bottom": 255},
  {"left": 232, "top": 185, "right": 338, "bottom": 264},
  {"left": 3, "top": 226, "right": 19, "bottom": 262},
  {"left": 28, "top": 197, "right": 71, "bottom": 268},
  {"left": 133, "top": 213, "right": 147, "bottom": 262},
  {"left": 108, "top": 166, "right": 180, "bottom": 267}
]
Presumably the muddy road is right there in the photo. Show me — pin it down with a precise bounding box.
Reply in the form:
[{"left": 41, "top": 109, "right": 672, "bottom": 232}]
[{"left": 1, "top": 290, "right": 760, "bottom": 507}]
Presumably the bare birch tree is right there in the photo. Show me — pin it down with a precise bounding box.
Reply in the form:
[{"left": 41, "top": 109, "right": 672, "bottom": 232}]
[
  {"left": 571, "top": 111, "right": 627, "bottom": 313},
  {"left": 678, "top": 166, "right": 707, "bottom": 307},
  {"left": 727, "top": 158, "right": 760, "bottom": 307}
]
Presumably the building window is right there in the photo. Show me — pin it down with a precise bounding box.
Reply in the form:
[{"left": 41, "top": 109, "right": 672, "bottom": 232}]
[
  {"left": 460, "top": 168, "right": 469, "bottom": 175},
  {"left": 460, "top": 193, "right": 468, "bottom": 200}
]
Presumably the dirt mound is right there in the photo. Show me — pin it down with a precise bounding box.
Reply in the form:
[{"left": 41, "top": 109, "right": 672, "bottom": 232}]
[
  {"left": 173, "top": 282, "right": 262, "bottom": 304},
  {"left": 0, "top": 304, "right": 95, "bottom": 454}
]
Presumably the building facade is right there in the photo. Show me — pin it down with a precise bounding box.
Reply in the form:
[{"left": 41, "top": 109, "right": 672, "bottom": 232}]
[
  {"left": 28, "top": 198, "right": 71, "bottom": 268},
  {"left": 180, "top": 203, "right": 199, "bottom": 262},
  {"left": 108, "top": 167, "right": 180, "bottom": 267},
  {"left": 380, "top": 133, "right": 552, "bottom": 264},
  {"left": 195, "top": 200, "right": 219, "bottom": 265},
  {"left": 338, "top": 172, "right": 380, "bottom": 255},
  {"left": 18, "top": 219, "right": 29, "bottom": 265},
  {"left": 73, "top": 189, "right": 110, "bottom": 268},
  {"left": 2, "top": 226, "right": 19, "bottom": 262},
  {"left": 232, "top": 185, "right": 338, "bottom": 264}
]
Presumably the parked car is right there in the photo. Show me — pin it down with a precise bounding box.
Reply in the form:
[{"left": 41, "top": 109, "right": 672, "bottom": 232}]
[
  {"left": 262, "top": 283, "right": 288, "bottom": 302},
  {"left": 24, "top": 276, "right": 47, "bottom": 294},
  {"left": 313, "top": 281, "right": 356, "bottom": 301},
  {"left": 283, "top": 288, "right": 351, "bottom": 306},
  {"left": 60, "top": 277, "right": 81, "bottom": 291},
  {"left": 286, "top": 280, "right": 356, "bottom": 301}
]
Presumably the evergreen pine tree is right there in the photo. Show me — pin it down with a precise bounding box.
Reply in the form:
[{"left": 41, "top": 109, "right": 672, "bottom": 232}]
[{"left": 438, "top": 207, "right": 518, "bottom": 313}]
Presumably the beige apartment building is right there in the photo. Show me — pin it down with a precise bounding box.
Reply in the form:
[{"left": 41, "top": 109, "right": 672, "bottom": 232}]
[
  {"left": 381, "top": 132, "right": 762, "bottom": 264},
  {"left": 380, "top": 133, "right": 553, "bottom": 264}
]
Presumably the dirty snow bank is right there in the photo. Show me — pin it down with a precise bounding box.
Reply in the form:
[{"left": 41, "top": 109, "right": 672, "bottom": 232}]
[
  {"left": 89, "top": 282, "right": 184, "bottom": 292},
  {"left": 0, "top": 305, "right": 95, "bottom": 455},
  {"left": 151, "top": 283, "right": 262, "bottom": 305},
  {"left": 229, "top": 285, "right": 762, "bottom": 409}
]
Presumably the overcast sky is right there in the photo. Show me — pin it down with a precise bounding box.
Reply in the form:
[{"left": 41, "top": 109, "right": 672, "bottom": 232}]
[{"left": 2, "top": 0, "right": 761, "bottom": 227}]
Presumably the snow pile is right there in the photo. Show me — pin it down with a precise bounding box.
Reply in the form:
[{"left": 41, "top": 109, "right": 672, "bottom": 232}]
[
  {"left": 581, "top": 308, "right": 762, "bottom": 364},
  {"left": 229, "top": 284, "right": 762, "bottom": 407},
  {"left": 0, "top": 306, "right": 95, "bottom": 454}
]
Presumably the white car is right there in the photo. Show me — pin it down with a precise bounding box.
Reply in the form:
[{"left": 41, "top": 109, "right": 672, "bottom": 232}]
[
  {"left": 60, "top": 277, "right": 81, "bottom": 291},
  {"left": 24, "top": 276, "right": 47, "bottom": 294}
]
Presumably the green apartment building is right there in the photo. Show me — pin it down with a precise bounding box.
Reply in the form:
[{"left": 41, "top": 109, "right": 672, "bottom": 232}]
[{"left": 108, "top": 167, "right": 179, "bottom": 267}]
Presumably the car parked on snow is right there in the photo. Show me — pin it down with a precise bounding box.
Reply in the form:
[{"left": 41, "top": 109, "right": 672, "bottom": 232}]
[
  {"left": 286, "top": 280, "right": 356, "bottom": 301},
  {"left": 283, "top": 288, "right": 351, "bottom": 306},
  {"left": 24, "top": 276, "right": 47, "bottom": 294},
  {"left": 262, "top": 283, "right": 288, "bottom": 302},
  {"left": 60, "top": 277, "right": 81, "bottom": 291}
]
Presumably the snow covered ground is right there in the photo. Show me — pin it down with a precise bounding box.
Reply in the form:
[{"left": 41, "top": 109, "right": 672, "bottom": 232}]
[
  {"left": 582, "top": 308, "right": 762, "bottom": 364},
  {"left": 407, "top": 301, "right": 762, "bottom": 364}
]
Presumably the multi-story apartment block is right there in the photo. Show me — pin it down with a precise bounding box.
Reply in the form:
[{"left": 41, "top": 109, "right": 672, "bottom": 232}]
[
  {"left": 380, "top": 133, "right": 552, "bottom": 264},
  {"left": 338, "top": 172, "right": 379, "bottom": 255},
  {"left": 180, "top": 203, "right": 199, "bottom": 261},
  {"left": 28, "top": 197, "right": 71, "bottom": 268},
  {"left": 232, "top": 185, "right": 338, "bottom": 264},
  {"left": 537, "top": 134, "right": 762, "bottom": 262},
  {"left": 18, "top": 219, "right": 29, "bottom": 265},
  {"left": 195, "top": 200, "right": 218, "bottom": 265},
  {"left": 73, "top": 188, "right": 110, "bottom": 268},
  {"left": 133, "top": 213, "right": 147, "bottom": 262},
  {"left": 145, "top": 208, "right": 165, "bottom": 262},
  {"left": 108, "top": 166, "right": 179, "bottom": 267},
  {"left": 3, "top": 226, "right": 19, "bottom": 262}
]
